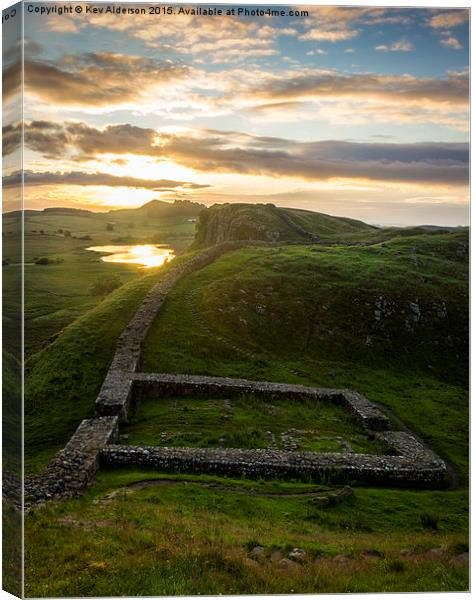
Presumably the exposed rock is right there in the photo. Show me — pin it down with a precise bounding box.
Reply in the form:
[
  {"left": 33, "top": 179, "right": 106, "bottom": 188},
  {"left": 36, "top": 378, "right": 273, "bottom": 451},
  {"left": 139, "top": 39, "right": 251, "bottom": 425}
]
[
  {"left": 451, "top": 552, "right": 469, "bottom": 566},
  {"left": 278, "top": 558, "right": 298, "bottom": 570},
  {"left": 288, "top": 548, "right": 307, "bottom": 562}
]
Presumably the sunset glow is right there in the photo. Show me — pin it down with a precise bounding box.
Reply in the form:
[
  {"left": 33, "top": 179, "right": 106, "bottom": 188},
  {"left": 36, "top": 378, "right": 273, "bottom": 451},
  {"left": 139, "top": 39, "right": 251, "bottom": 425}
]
[
  {"left": 87, "top": 244, "right": 175, "bottom": 268},
  {"left": 2, "top": 5, "right": 468, "bottom": 225}
]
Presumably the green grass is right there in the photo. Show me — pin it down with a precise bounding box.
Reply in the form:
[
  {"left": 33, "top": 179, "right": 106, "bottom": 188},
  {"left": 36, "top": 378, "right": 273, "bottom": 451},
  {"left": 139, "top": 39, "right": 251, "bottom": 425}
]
[
  {"left": 23, "top": 256, "right": 192, "bottom": 474},
  {"left": 24, "top": 469, "right": 468, "bottom": 596},
  {"left": 21, "top": 220, "right": 468, "bottom": 595},
  {"left": 3, "top": 208, "right": 197, "bottom": 356},
  {"left": 3, "top": 501, "right": 22, "bottom": 598},
  {"left": 124, "top": 395, "right": 387, "bottom": 454}
]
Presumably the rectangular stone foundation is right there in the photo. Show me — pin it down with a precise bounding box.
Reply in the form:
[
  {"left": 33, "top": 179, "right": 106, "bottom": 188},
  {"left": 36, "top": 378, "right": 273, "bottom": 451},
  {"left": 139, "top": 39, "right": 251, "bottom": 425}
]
[{"left": 100, "top": 435, "right": 449, "bottom": 489}]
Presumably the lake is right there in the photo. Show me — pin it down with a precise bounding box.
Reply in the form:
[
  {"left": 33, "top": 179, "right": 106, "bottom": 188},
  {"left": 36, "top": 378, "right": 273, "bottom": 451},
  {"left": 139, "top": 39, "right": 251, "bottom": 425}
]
[{"left": 87, "top": 244, "right": 175, "bottom": 268}]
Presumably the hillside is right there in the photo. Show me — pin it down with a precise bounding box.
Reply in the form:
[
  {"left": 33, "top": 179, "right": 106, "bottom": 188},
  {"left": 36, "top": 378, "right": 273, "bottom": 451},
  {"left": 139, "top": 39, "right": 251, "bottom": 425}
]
[
  {"left": 24, "top": 228, "right": 469, "bottom": 595},
  {"left": 3, "top": 200, "right": 204, "bottom": 357},
  {"left": 193, "top": 203, "right": 379, "bottom": 247}
]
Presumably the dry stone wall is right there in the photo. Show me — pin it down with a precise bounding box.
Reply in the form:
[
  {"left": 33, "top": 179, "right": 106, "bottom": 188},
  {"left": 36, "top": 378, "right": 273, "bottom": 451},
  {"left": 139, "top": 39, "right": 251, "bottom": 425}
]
[
  {"left": 131, "top": 373, "right": 390, "bottom": 431},
  {"left": 25, "top": 240, "right": 451, "bottom": 506},
  {"left": 100, "top": 430, "right": 449, "bottom": 488},
  {"left": 25, "top": 417, "right": 118, "bottom": 507}
]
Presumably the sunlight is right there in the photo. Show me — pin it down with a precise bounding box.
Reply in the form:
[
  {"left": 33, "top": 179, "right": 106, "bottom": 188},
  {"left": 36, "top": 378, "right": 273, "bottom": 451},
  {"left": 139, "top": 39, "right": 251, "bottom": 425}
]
[{"left": 87, "top": 244, "right": 175, "bottom": 268}]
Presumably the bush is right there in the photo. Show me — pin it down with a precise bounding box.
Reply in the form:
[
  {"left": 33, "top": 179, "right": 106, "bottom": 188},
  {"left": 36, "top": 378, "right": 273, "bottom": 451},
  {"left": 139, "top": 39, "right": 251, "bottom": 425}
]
[
  {"left": 106, "top": 223, "right": 114, "bottom": 231},
  {"left": 90, "top": 275, "right": 122, "bottom": 296},
  {"left": 35, "top": 257, "right": 64, "bottom": 265},
  {"left": 35, "top": 257, "right": 51, "bottom": 265}
]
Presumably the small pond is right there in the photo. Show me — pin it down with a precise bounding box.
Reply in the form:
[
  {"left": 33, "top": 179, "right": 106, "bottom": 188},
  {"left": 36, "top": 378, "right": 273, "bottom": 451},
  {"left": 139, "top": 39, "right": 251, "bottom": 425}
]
[{"left": 87, "top": 244, "right": 175, "bottom": 268}]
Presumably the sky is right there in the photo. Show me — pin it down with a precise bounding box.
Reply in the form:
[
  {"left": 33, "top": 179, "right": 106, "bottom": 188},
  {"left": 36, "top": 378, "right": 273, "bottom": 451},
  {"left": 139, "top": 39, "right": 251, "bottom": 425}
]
[{"left": 2, "top": 3, "right": 470, "bottom": 226}]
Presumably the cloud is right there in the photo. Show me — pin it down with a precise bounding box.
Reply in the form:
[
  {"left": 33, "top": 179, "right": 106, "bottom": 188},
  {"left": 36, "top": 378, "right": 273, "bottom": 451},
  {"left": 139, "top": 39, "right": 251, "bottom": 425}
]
[
  {"left": 2, "top": 122, "right": 21, "bottom": 156},
  {"left": 298, "top": 7, "right": 412, "bottom": 45},
  {"left": 246, "top": 69, "right": 468, "bottom": 112},
  {"left": 441, "top": 36, "right": 463, "bottom": 49},
  {"left": 18, "top": 120, "right": 468, "bottom": 186},
  {"left": 300, "top": 29, "right": 359, "bottom": 42},
  {"left": 23, "top": 121, "right": 158, "bottom": 160},
  {"left": 375, "top": 40, "right": 413, "bottom": 52},
  {"left": 24, "top": 52, "right": 190, "bottom": 109},
  {"left": 2, "top": 60, "right": 21, "bottom": 102},
  {"left": 159, "top": 131, "right": 468, "bottom": 186},
  {"left": 428, "top": 10, "right": 469, "bottom": 29},
  {"left": 45, "top": 9, "right": 286, "bottom": 62},
  {"left": 306, "top": 48, "right": 328, "bottom": 56},
  {"left": 4, "top": 170, "right": 209, "bottom": 190}
]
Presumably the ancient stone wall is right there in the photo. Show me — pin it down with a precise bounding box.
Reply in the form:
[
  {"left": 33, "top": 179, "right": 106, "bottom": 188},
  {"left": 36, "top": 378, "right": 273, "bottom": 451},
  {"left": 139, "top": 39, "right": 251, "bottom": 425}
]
[
  {"left": 25, "top": 240, "right": 451, "bottom": 506},
  {"left": 131, "top": 373, "right": 390, "bottom": 431},
  {"left": 25, "top": 416, "right": 118, "bottom": 507},
  {"left": 100, "top": 430, "right": 449, "bottom": 488},
  {"left": 95, "top": 241, "right": 270, "bottom": 422}
]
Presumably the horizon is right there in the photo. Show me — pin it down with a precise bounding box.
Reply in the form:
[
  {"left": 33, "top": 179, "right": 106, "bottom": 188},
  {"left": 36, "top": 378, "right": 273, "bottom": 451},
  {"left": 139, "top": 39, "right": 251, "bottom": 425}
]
[
  {"left": 3, "top": 4, "right": 469, "bottom": 227},
  {"left": 3, "top": 197, "right": 469, "bottom": 229}
]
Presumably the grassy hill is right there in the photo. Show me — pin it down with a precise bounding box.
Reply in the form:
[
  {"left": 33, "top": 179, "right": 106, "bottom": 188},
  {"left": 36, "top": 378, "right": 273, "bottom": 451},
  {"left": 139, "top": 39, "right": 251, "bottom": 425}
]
[
  {"left": 21, "top": 204, "right": 469, "bottom": 594},
  {"left": 2, "top": 200, "right": 203, "bottom": 356},
  {"left": 193, "top": 203, "right": 378, "bottom": 247}
]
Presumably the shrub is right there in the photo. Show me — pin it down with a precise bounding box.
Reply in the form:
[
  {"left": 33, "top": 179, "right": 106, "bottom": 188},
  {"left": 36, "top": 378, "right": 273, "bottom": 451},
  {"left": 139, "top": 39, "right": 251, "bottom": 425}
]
[{"left": 90, "top": 275, "right": 122, "bottom": 296}]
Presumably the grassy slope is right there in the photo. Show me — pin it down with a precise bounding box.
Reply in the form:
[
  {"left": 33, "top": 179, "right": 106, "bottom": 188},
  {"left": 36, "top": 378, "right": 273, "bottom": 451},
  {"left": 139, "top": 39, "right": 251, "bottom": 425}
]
[
  {"left": 143, "top": 233, "right": 468, "bottom": 476},
  {"left": 22, "top": 225, "right": 469, "bottom": 595},
  {"left": 23, "top": 256, "right": 195, "bottom": 474},
  {"left": 25, "top": 470, "right": 468, "bottom": 596},
  {"left": 3, "top": 209, "right": 197, "bottom": 356}
]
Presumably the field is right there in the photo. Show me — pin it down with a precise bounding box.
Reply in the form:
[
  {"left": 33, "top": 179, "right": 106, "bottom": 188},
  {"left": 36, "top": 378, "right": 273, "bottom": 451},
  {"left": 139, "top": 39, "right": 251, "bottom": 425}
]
[
  {"left": 3, "top": 203, "right": 198, "bottom": 356},
  {"left": 123, "top": 394, "right": 388, "bottom": 454},
  {"left": 24, "top": 469, "right": 468, "bottom": 596},
  {"left": 15, "top": 205, "right": 469, "bottom": 595}
]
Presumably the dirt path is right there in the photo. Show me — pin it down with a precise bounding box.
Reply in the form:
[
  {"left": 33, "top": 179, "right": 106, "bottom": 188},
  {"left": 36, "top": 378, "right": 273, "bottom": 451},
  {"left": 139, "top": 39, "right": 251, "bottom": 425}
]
[{"left": 122, "top": 477, "right": 336, "bottom": 498}]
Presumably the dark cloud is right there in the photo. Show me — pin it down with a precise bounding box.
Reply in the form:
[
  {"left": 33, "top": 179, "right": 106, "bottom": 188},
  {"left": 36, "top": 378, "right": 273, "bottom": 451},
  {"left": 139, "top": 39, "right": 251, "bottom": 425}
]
[
  {"left": 3, "top": 60, "right": 21, "bottom": 102},
  {"left": 160, "top": 132, "right": 469, "bottom": 185},
  {"left": 23, "top": 120, "right": 157, "bottom": 160},
  {"left": 2, "top": 122, "right": 22, "bottom": 156},
  {"left": 3, "top": 170, "right": 209, "bottom": 190},
  {"left": 16, "top": 121, "right": 469, "bottom": 186}
]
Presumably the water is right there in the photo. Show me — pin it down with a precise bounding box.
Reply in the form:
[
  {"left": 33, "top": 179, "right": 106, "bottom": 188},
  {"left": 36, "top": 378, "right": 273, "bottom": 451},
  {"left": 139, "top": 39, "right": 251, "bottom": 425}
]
[{"left": 87, "top": 244, "right": 175, "bottom": 268}]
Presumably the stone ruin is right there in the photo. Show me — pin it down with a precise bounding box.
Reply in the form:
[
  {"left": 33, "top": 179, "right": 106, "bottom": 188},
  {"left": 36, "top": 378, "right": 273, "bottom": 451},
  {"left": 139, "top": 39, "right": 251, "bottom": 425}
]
[{"left": 25, "top": 241, "right": 451, "bottom": 507}]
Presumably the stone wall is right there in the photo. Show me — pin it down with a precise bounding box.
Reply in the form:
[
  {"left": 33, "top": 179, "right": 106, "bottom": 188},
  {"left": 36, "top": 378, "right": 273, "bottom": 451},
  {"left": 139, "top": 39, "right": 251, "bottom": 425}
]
[
  {"left": 95, "top": 241, "right": 270, "bottom": 422},
  {"left": 25, "top": 417, "right": 119, "bottom": 507},
  {"left": 131, "top": 373, "right": 390, "bottom": 431},
  {"left": 25, "top": 239, "right": 452, "bottom": 506},
  {"left": 100, "top": 430, "right": 449, "bottom": 488}
]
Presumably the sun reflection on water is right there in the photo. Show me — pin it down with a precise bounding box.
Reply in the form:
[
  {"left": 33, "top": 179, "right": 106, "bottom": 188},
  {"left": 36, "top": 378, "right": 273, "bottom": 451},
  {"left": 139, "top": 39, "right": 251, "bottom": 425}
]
[{"left": 87, "top": 244, "right": 175, "bottom": 268}]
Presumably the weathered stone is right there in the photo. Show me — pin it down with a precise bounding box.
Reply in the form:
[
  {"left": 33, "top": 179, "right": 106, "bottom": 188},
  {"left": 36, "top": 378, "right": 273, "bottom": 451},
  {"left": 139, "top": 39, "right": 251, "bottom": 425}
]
[
  {"left": 288, "top": 548, "right": 307, "bottom": 562},
  {"left": 278, "top": 558, "right": 298, "bottom": 570},
  {"left": 99, "top": 434, "right": 448, "bottom": 488}
]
